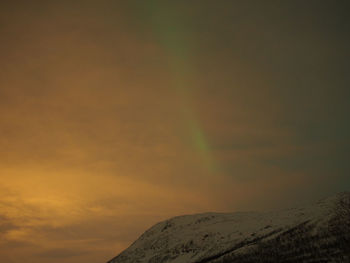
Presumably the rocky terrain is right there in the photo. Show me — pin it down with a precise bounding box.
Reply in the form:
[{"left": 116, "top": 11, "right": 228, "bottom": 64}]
[{"left": 107, "top": 192, "right": 350, "bottom": 263}]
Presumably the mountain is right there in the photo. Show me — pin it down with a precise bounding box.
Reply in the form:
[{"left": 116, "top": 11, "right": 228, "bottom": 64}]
[{"left": 107, "top": 192, "right": 350, "bottom": 263}]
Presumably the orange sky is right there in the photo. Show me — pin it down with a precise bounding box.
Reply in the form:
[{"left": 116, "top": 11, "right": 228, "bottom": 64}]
[{"left": 0, "top": 1, "right": 349, "bottom": 262}]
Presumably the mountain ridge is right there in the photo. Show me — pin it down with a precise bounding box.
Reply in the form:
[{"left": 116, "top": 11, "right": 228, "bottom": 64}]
[{"left": 107, "top": 192, "right": 350, "bottom": 263}]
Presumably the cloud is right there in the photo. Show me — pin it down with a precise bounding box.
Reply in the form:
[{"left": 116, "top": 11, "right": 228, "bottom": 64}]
[{"left": 37, "top": 248, "right": 89, "bottom": 258}]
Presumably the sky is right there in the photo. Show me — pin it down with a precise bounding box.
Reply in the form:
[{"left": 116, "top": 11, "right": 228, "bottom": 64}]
[{"left": 0, "top": 1, "right": 349, "bottom": 262}]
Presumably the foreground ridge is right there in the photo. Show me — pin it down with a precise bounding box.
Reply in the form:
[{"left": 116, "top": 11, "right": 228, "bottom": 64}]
[{"left": 107, "top": 192, "right": 350, "bottom": 263}]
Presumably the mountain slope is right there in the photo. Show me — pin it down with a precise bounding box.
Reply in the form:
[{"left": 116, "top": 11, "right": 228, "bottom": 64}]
[{"left": 107, "top": 192, "right": 350, "bottom": 263}]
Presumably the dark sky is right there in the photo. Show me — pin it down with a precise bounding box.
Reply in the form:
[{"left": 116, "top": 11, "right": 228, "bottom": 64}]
[{"left": 0, "top": 1, "right": 349, "bottom": 262}]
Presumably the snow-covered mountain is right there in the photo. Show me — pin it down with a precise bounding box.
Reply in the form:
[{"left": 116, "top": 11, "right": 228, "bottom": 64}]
[{"left": 107, "top": 192, "right": 350, "bottom": 263}]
